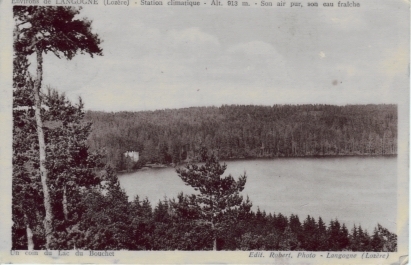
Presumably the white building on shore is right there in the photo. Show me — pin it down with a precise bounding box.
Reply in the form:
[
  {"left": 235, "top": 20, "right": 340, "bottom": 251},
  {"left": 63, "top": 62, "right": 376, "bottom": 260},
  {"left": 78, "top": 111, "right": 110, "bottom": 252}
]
[{"left": 124, "top": 151, "right": 139, "bottom": 162}]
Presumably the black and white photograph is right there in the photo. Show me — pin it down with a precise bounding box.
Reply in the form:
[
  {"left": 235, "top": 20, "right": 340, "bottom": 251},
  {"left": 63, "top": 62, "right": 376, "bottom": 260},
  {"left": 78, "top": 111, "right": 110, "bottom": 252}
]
[{"left": 0, "top": 0, "right": 409, "bottom": 263}]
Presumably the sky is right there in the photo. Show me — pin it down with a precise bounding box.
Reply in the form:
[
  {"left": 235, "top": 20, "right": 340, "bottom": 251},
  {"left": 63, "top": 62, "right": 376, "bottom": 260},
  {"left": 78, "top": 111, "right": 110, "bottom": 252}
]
[{"left": 31, "top": 1, "right": 409, "bottom": 111}]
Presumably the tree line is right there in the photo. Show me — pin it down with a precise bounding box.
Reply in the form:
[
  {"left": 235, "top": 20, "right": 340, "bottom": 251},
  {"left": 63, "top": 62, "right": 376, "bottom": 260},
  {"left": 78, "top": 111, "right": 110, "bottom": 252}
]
[{"left": 84, "top": 104, "right": 397, "bottom": 171}]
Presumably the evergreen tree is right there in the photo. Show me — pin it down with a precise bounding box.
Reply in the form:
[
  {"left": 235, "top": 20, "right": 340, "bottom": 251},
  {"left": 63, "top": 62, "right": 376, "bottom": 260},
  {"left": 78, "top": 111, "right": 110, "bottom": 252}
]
[
  {"left": 327, "top": 219, "right": 341, "bottom": 251},
  {"left": 176, "top": 153, "right": 247, "bottom": 250},
  {"left": 301, "top": 215, "right": 318, "bottom": 250},
  {"left": 12, "top": 84, "right": 104, "bottom": 249},
  {"left": 374, "top": 224, "right": 397, "bottom": 252},
  {"left": 317, "top": 217, "right": 328, "bottom": 250},
  {"left": 273, "top": 213, "right": 288, "bottom": 233},
  {"left": 13, "top": 6, "right": 102, "bottom": 249},
  {"left": 168, "top": 193, "right": 211, "bottom": 250},
  {"left": 130, "top": 196, "right": 154, "bottom": 250},
  {"left": 151, "top": 199, "right": 173, "bottom": 250},
  {"left": 77, "top": 166, "right": 132, "bottom": 250},
  {"left": 339, "top": 223, "right": 350, "bottom": 250},
  {"left": 357, "top": 225, "right": 372, "bottom": 251},
  {"left": 43, "top": 89, "right": 103, "bottom": 249},
  {"left": 289, "top": 214, "right": 303, "bottom": 243},
  {"left": 223, "top": 196, "right": 253, "bottom": 250},
  {"left": 279, "top": 226, "right": 299, "bottom": 250},
  {"left": 349, "top": 225, "right": 360, "bottom": 251},
  {"left": 12, "top": 46, "right": 45, "bottom": 251},
  {"left": 326, "top": 219, "right": 350, "bottom": 251},
  {"left": 12, "top": 92, "right": 44, "bottom": 250}
]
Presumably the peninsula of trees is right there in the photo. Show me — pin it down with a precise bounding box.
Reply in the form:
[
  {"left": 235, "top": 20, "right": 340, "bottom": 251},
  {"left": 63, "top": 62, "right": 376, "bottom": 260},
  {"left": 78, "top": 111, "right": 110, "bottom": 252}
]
[{"left": 85, "top": 104, "right": 397, "bottom": 171}]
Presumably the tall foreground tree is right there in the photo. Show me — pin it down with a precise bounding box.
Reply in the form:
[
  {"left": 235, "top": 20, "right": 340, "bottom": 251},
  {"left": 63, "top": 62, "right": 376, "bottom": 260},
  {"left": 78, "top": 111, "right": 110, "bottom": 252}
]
[
  {"left": 13, "top": 6, "right": 102, "bottom": 249},
  {"left": 13, "top": 82, "right": 105, "bottom": 249},
  {"left": 12, "top": 55, "right": 44, "bottom": 250},
  {"left": 43, "top": 90, "right": 104, "bottom": 249},
  {"left": 176, "top": 154, "right": 247, "bottom": 250}
]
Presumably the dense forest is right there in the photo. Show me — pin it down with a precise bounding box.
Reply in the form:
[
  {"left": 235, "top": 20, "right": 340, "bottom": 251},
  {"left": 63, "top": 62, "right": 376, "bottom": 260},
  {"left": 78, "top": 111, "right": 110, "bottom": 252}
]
[{"left": 85, "top": 104, "right": 397, "bottom": 171}]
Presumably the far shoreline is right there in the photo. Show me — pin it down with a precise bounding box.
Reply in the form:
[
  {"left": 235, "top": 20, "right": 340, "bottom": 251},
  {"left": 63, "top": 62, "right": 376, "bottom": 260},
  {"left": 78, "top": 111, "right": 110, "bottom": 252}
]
[{"left": 117, "top": 153, "right": 397, "bottom": 175}]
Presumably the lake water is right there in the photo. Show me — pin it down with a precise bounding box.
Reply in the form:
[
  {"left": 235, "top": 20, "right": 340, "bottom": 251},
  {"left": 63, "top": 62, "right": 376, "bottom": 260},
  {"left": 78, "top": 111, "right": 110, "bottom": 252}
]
[{"left": 119, "top": 156, "right": 397, "bottom": 233}]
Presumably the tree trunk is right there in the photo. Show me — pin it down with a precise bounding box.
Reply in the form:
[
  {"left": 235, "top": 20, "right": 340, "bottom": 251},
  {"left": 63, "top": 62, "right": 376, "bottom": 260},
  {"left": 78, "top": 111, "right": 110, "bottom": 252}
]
[
  {"left": 34, "top": 48, "right": 53, "bottom": 249},
  {"left": 24, "top": 214, "right": 34, "bottom": 250},
  {"left": 63, "top": 184, "right": 68, "bottom": 221},
  {"left": 211, "top": 221, "right": 217, "bottom": 251},
  {"left": 26, "top": 224, "right": 34, "bottom": 250}
]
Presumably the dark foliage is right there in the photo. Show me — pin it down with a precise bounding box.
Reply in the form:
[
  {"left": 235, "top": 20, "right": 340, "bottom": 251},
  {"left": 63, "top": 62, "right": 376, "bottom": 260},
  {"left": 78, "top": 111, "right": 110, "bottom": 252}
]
[
  {"left": 176, "top": 153, "right": 248, "bottom": 250},
  {"left": 13, "top": 5, "right": 103, "bottom": 249},
  {"left": 84, "top": 104, "right": 397, "bottom": 171},
  {"left": 12, "top": 87, "right": 104, "bottom": 250},
  {"left": 13, "top": 6, "right": 102, "bottom": 58}
]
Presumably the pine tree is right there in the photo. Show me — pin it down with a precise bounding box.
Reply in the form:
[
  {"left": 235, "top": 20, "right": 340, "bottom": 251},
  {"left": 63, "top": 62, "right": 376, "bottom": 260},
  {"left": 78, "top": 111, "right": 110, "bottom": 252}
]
[
  {"left": 12, "top": 97, "right": 44, "bottom": 250},
  {"left": 13, "top": 6, "right": 102, "bottom": 249},
  {"left": 339, "top": 223, "right": 350, "bottom": 250},
  {"left": 130, "top": 196, "right": 154, "bottom": 250},
  {"left": 12, "top": 86, "right": 105, "bottom": 249},
  {"left": 273, "top": 213, "right": 288, "bottom": 233},
  {"left": 42, "top": 89, "right": 104, "bottom": 249},
  {"left": 77, "top": 166, "right": 132, "bottom": 250},
  {"left": 374, "top": 224, "right": 397, "bottom": 252},
  {"left": 151, "top": 199, "right": 173, "bottom": 250},
  {"left": 279, "top": 226, "right": 299, "bottom": 250},
  {"left": 371, "top": 227, "right": 383, "bottom": 251},
  {"left": 327, "top": 219, "right": 342, "bottom": 251},
  {"left": 317, "top": 217, "right": 328, "bottom": 250},
  {"left": 302, "top": 215, "right": 318, "bottom": 250},
  {"left": 357, "top": 225, "right": 371, "bottom": 251},
  {"left": 12, "top": 47, "right": 45, "bottom": 251},
  {"left": 167, "top": 193, "right": 211, "bottom": 250},
  {"left": 349, "top": 224, "right": 360, "bottom": 251},
  {"left": 176, "top": 153, "right": 247, "bottom": 250},
  {"left": 289, "top": 214, "right": 302, "bottom": 243}
]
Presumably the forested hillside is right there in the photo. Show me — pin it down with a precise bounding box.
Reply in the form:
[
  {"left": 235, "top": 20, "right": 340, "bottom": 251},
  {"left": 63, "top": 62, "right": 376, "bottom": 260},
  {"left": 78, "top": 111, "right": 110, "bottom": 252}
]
[{"left": 85, "top": 104, "right": 397, "bottom": 170}]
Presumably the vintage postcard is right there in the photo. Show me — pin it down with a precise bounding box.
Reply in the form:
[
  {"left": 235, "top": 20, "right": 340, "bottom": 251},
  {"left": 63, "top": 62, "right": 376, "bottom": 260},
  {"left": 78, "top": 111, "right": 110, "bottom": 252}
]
[{"left": 0, "top": 0, "right": 409, "bottom": 263}]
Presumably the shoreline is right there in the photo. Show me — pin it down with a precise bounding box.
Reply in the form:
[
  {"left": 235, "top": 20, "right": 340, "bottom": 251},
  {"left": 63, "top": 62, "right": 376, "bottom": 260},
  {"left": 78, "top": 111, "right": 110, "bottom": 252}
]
[{"left": 117, "top": 153, "right": 397, "bottom": 175}]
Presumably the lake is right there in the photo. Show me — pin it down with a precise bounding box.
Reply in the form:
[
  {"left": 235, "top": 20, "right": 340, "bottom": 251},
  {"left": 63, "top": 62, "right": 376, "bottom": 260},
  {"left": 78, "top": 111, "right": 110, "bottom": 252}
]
[{"left": 118, "top": 156, "right": 397, "bottom": 233}]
